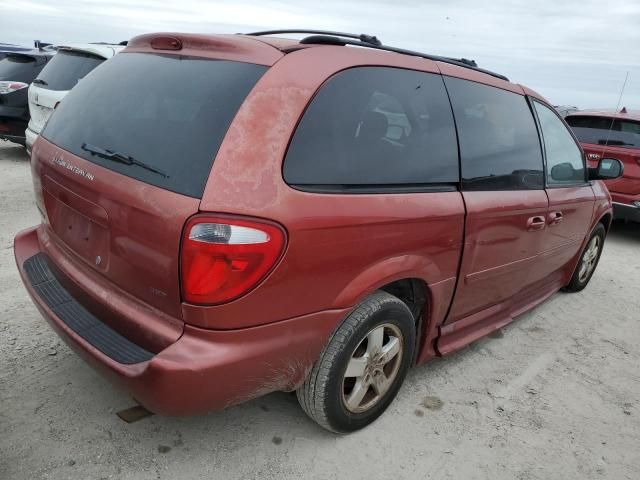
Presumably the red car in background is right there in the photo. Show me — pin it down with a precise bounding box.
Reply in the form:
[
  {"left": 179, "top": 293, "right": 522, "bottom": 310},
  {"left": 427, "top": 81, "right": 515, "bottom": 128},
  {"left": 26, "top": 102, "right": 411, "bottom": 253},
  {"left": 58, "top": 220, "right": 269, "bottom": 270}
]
[{"left": 566, "top": 109, "right": 640, "bottom": 222}]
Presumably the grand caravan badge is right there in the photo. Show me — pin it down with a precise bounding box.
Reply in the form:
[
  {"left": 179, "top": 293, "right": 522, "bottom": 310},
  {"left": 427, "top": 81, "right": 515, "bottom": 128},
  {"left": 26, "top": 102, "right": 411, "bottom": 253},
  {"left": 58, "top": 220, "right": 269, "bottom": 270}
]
[{"left": 51, "top": 153, "right": 95, "bottom": 181}]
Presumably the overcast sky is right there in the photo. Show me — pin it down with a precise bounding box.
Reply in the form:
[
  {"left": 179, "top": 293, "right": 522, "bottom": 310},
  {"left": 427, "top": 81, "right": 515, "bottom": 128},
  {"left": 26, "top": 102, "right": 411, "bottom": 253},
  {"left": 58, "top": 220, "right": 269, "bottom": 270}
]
[{"left": 1, "top": 0, "right": 638, "bottom": 108}]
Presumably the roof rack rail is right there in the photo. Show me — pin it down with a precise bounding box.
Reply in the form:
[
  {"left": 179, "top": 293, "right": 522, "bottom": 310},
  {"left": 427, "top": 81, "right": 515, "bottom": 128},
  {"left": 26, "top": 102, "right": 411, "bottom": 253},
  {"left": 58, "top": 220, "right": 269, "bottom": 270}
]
[
  {"left": 246, "top": 29, "right": 382, "bottom": 46},
  {"left": 87, "top": 41, "right": 128, "bottom": 46},
  {"left": 299, "top": 35, "right": 508, "bottom": 81},
  {"left": 243, "top": 30, "right": 508, "bottom": 81}
]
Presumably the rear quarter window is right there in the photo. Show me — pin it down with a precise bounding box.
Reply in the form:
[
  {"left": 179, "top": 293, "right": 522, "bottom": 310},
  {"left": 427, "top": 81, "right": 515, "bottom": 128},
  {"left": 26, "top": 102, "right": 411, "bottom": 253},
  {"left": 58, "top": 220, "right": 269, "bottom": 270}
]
[
  {"left": 42, "top": 53, "right": 266, "bottom": 198},
  {"left": 283, "top": 67, "right": 459, "bottom": 190},
  {"left": 444, "top": 77, "right": 544, "bottom": 191},
  {"left": 35, "top": 50, "right": 105, "bottom": 91}
]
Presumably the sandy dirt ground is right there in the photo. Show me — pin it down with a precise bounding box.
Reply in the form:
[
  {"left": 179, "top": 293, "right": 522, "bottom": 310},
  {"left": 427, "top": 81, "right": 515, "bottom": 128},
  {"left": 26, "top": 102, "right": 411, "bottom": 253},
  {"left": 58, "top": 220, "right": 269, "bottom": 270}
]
[{"left": 1, "top": 140, "right": 639, "bottom": 480}]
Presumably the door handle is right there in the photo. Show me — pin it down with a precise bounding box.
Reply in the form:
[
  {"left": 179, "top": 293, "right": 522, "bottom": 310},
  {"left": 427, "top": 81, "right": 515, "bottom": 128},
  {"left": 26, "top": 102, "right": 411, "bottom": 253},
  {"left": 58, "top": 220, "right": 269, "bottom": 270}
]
[
  {"left": 526, "top": 216, "right": 546, "bottom": 231},
  {"left": 548, "top": 211, "right": 564, "bottom": 226}
]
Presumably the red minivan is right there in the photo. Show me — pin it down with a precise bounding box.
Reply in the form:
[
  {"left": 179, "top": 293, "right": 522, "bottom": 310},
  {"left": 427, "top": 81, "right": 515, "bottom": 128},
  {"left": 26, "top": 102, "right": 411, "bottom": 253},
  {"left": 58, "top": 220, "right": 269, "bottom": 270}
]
[
  {"left": 566, "top": 109, "right": 640, "bottom": 222},
  {"left": 14, "top": 30, "right": 623, "bottom": 432}
]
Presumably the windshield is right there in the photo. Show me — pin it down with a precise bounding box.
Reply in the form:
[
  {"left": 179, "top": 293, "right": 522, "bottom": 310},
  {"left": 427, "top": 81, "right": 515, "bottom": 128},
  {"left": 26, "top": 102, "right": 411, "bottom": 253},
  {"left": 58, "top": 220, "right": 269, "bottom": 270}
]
[
  {"left": 42, "top": 52, "right": 266, "bottom": 198},
  {"left": 35, "top": 50, "right": 105, "bottom": 91},
  {"left": 566, "top": 115, "right": 640, "bottom": 149}
]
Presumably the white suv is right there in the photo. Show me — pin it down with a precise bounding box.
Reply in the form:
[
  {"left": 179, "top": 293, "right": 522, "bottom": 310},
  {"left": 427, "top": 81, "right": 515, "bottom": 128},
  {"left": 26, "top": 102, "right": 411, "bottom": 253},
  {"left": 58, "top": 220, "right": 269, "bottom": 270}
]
[{"left": 25, "top": 43, "right": 124, "bottom": 153}]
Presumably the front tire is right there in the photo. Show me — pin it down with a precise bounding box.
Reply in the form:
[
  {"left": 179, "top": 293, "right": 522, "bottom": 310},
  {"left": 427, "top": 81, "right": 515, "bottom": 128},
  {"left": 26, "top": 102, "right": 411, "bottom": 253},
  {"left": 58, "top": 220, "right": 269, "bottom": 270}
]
[
  {"left": 564, "top": 223, "right": 606, "bottom": 292},
  {"left": 297, "top": 291, "right": 415, "bottom": 433}
]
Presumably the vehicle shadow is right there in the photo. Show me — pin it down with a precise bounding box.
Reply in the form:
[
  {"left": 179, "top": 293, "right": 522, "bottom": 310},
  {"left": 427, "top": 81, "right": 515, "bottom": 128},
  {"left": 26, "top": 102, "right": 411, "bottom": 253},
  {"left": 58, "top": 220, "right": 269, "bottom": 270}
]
[
  {"left": 608, "top": 219, "right": 640, "bottom": 242},
  {"left": 0, "top": 140, "right": 29, "bottom": 162}
]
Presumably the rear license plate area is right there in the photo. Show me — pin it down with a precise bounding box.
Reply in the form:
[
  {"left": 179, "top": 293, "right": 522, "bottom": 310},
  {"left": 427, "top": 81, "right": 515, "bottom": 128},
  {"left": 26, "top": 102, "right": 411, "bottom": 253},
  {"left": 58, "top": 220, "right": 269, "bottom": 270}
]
[{"left": 42, "top": 180, "right": 110, "bottom": 269}]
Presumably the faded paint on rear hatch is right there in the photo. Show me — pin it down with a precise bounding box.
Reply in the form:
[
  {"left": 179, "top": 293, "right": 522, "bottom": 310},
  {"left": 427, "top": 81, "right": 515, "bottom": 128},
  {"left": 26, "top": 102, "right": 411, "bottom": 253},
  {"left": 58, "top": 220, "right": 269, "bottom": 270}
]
[{"left": 32, "top": 38, "right": 272, "bottom": 321}]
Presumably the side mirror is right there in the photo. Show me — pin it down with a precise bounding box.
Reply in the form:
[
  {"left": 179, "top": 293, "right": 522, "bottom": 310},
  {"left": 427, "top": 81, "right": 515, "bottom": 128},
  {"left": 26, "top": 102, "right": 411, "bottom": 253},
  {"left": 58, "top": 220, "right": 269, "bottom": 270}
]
[
  {"left": 589, "top": 158, "right": 624, "bottom": 180},
  {"left": 550, "top": 162, "right": 577, "bottom": 182}
]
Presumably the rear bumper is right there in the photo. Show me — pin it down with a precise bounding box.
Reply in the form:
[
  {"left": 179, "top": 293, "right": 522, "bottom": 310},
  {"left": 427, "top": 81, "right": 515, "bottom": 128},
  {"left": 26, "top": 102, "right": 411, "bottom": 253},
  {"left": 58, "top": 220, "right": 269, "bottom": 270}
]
[
  {"left": 0, "top": 134, "right": 26, "bottom": 145},
  {"left": 25, "top": 127, "right": 38, "bottom": 154},
  {"left": 0, "top": 103, "right": 28, "bottom": 120},
  {"left": 0, "top": 116, "right": 27, "bottom": 143},
  {"left": 14, "top": 226, "right": 345, "bottom": 415},
  {"left": 0, "top": 105, "right": 27, "bottom": 143}
]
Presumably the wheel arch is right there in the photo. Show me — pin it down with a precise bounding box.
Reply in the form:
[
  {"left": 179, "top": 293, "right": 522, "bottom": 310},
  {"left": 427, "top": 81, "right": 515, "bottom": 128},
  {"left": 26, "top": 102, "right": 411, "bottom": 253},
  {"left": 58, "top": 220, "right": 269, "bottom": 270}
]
[
  {"left": 562, "top": 219, "right": 613, "bottom": 291},
  {"left": 599, "top": 212, "right": 613, "bottom": 232},
  {"left": 330, "top": 254, "right": 455, "bottom": 365},
  {"left": 331, "top": 254, "right": 441, "bottom": 309},
  {"left": 378, "top": 278, "right": 429, "bottom": 365}
]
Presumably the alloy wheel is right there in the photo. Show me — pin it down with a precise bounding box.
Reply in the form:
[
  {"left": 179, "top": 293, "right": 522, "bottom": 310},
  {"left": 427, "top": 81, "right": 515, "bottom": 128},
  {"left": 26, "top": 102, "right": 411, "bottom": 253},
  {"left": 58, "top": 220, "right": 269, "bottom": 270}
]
[
  {"left": 342, "top": 323, "right": 404, "bottom": 413},
  {"left": 578, "top": 236, "right": 601, "bottom": 283}
]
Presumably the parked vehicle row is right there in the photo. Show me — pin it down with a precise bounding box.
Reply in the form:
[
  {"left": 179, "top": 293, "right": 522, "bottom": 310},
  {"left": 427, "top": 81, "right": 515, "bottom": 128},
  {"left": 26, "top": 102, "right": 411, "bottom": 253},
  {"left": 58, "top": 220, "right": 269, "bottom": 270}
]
[
  {"left": 4, "top": 37, "right": 636, "bottom": 225},
  {"left": 25, "top": 43, "right": 124, "bottom": 152},
  {"left": 0, "top": 40, "right": 123, "bottom": 148},
  {"left": 0, "top": 46, "right": 54, "bottom": 144},
  {"left": 13, "top": 30, "right": 624, "bottom": 432},
  {"left": 0, "top": 41, "right": 48, "bottom": 60}
]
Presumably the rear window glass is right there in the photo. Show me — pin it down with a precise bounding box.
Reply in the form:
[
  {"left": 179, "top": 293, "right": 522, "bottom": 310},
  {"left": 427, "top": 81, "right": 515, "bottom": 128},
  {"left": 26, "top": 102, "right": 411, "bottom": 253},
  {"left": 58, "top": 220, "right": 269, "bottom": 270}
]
[
  {"left": 42, "top": 53, "right": 266, "bottom": 198},
  {"left": 0, "top": 54, "right": 39, "bottom": 81},
  {"left": 283, "top": 67, "right": 459, "bottom": 188},
  {"left": 444, "top": 77, "right": 544, "bottom": 191},
  {"left": 35, "top": 50, "right": 105, "bottom": 91},
  {"left": 566, "top": 115, "right": 639, "bottom": 149}
]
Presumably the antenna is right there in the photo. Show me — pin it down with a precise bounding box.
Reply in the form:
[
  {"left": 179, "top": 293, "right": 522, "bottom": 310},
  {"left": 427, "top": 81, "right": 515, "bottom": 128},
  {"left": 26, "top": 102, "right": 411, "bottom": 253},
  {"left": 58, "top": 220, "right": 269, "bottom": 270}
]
[{"left": 600, "top": 71, "right": 630, "bottom": 157}]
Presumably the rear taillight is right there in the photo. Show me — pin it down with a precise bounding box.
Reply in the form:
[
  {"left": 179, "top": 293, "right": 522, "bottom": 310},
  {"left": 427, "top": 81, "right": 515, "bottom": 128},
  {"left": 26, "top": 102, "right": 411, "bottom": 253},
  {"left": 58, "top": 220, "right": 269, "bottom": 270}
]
[
  {"left": 0, "top": 81, "right": 28, "bottom": 94},
  {"left": 180, "top": 215, "right": 286, "bottom": 305}
]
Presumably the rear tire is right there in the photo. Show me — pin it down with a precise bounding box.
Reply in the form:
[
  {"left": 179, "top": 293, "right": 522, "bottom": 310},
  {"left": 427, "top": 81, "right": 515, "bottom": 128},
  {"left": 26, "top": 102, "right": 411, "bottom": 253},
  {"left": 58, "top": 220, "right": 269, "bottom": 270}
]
[
  {"left": 564, "top": 223, "right": 606, "bottom": 292},
  {"left": 297, "top": 291, "right": 415, "bottom": 433}
]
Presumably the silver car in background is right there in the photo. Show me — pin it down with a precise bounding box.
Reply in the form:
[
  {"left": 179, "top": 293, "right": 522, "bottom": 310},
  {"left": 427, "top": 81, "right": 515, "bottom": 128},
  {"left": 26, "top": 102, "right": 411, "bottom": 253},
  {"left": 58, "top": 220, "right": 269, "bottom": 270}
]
[{"left": 26, "top": 43, "right": 124, "bottom": 153}]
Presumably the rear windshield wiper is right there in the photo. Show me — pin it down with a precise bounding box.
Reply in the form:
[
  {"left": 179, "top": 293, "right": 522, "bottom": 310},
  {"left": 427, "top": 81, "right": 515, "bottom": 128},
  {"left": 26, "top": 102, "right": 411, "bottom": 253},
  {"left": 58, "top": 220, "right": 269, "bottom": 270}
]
[
  {"left": 32, "top": 78, "right": 48, "bottom": 86},
  {"left": 81, "top": 143, "right": 169, "bottom": 178}
]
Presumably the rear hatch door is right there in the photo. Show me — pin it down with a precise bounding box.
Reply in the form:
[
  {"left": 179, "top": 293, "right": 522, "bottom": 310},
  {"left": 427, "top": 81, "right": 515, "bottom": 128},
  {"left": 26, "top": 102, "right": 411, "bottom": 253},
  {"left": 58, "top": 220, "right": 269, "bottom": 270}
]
[
  {"left": 0, "top": 53, "right": 46, "bottom": 122},
  {"left": 34, "top": 47, "right": 268, "bottom": 319}
]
